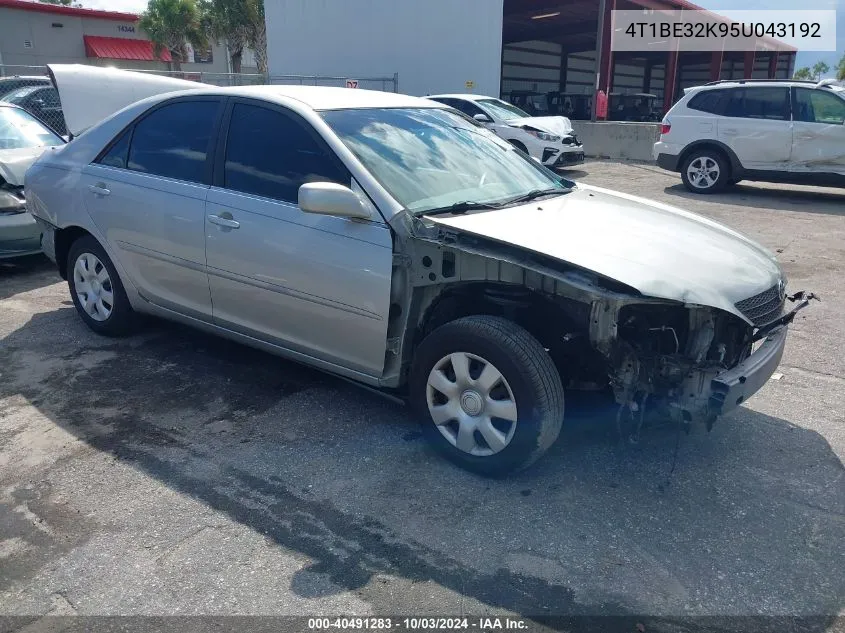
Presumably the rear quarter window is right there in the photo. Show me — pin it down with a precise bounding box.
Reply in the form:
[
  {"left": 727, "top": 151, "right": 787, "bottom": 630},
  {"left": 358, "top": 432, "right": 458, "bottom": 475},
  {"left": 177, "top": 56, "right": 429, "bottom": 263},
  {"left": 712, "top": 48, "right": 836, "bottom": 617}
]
[{"left": 687, "top": 90, "right": 729, "bottom": 115}]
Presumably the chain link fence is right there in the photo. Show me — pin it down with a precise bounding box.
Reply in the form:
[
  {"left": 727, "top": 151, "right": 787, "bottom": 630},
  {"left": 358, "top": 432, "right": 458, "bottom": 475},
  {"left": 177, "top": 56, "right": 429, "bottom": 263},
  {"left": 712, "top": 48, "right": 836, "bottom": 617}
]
[{"left": 1, "top": 64, "right": 399, "bottom": 136}]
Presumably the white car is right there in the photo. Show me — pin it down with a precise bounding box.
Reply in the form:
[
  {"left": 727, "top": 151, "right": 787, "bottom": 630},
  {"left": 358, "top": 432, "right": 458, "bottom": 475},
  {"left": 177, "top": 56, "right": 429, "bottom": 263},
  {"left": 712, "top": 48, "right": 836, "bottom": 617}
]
[
  {"left": 654, "top": 79, "right": 845, "bottom": 193},
  {"left": 428, "top": 94, "right": 584, "bottom": 168}
]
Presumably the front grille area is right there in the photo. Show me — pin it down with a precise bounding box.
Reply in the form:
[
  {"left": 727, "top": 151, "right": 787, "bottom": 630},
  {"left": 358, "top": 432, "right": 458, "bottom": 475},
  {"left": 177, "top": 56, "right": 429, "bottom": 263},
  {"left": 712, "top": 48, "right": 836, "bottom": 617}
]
[{"left": 735, "top": 283, "right": 785, "bottom": 326}]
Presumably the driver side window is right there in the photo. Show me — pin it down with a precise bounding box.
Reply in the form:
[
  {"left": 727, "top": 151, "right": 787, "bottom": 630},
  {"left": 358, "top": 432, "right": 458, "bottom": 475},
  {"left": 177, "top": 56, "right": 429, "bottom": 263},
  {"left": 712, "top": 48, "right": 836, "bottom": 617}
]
[
  {"left": 454, "top": 99, "right": 487, "bottom": 119},
  {"left": 223, "top": 103, "right": 350, "bottom": 204}
]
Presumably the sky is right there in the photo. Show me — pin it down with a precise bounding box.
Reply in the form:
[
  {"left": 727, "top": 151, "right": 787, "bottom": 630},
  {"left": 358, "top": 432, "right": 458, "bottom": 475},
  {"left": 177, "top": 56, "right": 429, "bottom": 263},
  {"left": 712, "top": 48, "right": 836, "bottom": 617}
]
[
  {"left": 697, "top": 0, "right": 844, "bottom": 75},
  {"left": 82, "top": 0, "right": 843, "bottom": 77}
]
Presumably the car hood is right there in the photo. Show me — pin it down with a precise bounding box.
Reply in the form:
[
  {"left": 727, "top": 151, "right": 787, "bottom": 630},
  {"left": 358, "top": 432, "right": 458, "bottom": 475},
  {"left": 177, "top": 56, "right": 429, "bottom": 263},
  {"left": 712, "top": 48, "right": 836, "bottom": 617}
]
[
  {"left": 424, "top": 184, "right": 781, "bottom": 323},
  {"left": 48, "top": 64, "right": 202, "bottom": 137},
  {"left": 508, "top": 115, "right": 574, "bottom": 137},
  {"left": 0, "top": 146, "right": 50, "bottom": 186}
]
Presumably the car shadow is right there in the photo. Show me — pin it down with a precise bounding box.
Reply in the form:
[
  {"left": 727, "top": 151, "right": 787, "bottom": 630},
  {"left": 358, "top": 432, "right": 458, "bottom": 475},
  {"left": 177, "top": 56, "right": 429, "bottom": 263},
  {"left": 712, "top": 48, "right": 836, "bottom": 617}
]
[
  {"left": 1, "top": 310, "right": 844, "bottom": 627},
  {"left": 556, "top": 168, "right": 589, "bottom": 179},
  {"left": 663, "top": 183, "right": 845, "bottom": 216},
  {"left": 0, "top": 254, "right": 58, "bottom": 301}
]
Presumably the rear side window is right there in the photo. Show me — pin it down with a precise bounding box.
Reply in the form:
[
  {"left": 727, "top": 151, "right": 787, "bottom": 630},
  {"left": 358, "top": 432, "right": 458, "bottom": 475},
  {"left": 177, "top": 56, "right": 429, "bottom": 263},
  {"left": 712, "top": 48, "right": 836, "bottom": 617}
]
[
  {"left": 687, "top": 90, "right": 729, "bottom": 115},
  {"left": 127, "top": 100, "right": 220, "bottom": 183},
  {"left": 794, "top": 88, "right": 845, "bottom": 124},
  {"left": 725, "top": 87, "right": 789, "bottom": 120},
  {"left": 223, "top": 102, "right": 349, "bottom": 203}
]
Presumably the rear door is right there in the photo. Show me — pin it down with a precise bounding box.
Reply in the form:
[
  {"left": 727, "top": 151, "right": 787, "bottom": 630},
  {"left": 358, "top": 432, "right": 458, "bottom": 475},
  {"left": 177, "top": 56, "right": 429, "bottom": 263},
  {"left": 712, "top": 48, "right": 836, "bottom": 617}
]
[
  {"left": 790, "top": 88, "right": 845, "bottom": 176},
  {"left": 80, "top": 97, "right": 223, "bottom": 320},
  {"left": 717, "top": 87, "right": 792, "bottom": 170},
  {"left": 204, "top": 99, "right": 393, "bottom": 376}
]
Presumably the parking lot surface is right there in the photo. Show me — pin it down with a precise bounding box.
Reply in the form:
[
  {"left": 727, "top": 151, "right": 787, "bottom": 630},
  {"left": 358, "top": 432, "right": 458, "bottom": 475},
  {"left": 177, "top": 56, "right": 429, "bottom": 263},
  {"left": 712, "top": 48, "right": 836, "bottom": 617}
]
[{"left": 1, "top": 162, "right": 843, "bottom": 624}]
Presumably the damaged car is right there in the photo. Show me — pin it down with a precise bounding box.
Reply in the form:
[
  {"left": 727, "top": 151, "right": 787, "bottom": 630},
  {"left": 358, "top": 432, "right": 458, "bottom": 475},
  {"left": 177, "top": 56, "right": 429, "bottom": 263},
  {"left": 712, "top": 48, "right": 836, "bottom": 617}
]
[
  {"left": 1, "top": 102, "right": 65, "bottom": 259},
  {"left": 427, "top": 93, "right": 585, "bottom": 168},
  {"left": 25, "top": 66, "right": 814, "bottom": 475}
]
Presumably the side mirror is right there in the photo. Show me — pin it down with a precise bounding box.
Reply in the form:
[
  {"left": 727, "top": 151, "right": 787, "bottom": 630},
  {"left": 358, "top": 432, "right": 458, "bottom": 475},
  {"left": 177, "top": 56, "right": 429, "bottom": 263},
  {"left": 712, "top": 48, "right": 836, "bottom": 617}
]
[
  {"left": 298, "top": 182, "right": 371, "bottom": 220},
  {"left": 473, "top": 113, "right": 493, "bottom": 123}
]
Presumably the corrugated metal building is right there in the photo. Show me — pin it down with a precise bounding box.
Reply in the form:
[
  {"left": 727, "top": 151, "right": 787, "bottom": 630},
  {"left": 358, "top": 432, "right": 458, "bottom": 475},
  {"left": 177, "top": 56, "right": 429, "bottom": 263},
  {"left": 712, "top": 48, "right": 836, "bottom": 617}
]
[{"left": 265, "top": 0, "right": 797, "bottom": 117}]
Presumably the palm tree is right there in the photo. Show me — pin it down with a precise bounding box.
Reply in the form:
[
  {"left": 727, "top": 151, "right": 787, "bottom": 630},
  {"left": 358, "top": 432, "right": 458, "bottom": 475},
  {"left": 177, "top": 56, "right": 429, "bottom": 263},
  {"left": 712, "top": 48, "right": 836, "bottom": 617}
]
[{"left": 140, "top": 0, "right": 207, "bottom": 72}]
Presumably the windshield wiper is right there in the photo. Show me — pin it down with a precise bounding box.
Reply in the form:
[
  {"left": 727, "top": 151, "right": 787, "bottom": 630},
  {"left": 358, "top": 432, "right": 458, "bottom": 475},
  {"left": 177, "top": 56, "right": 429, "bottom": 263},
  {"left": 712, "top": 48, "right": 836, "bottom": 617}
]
[
  {"left": 422, "top": 200, "right": 503, "bottom": 216},
  {"left": 500, "top": 187, "right": 569, "bottom": 206}
]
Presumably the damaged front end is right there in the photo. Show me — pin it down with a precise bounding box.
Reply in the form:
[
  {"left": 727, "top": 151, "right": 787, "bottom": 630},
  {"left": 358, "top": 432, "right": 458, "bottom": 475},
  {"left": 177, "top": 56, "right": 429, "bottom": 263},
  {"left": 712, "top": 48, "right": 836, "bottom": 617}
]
[
  {"left": 590, "top": 288, "right": 817, "bottom": 428},
  {"left": 389, "top": 212, "right": 816, "bottom": 432}
]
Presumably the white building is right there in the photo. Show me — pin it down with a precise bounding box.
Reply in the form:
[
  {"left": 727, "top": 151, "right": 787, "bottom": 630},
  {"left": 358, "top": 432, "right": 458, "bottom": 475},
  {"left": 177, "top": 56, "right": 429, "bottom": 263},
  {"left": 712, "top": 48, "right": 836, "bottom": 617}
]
[{"left": 265, "top": 0, "right": 504, "bottom": 97}]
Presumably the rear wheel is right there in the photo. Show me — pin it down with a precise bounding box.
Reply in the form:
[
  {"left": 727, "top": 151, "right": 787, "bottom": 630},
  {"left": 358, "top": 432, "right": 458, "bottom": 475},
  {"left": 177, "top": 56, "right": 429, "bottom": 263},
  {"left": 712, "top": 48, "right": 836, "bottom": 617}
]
[
  {"left": 681, "top": 149, "right": 730, "bottom": 194},
  {"left": 410, "top": 316, "right": 564, "bottom": 476},
  {"left": 67, "top": 236, "right": 136, "bottom": 337}
]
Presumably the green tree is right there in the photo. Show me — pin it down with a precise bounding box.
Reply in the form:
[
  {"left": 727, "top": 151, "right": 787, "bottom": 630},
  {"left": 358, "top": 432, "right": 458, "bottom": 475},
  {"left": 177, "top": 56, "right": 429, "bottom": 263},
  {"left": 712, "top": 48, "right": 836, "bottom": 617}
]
[
  {"left": 39, "top": 0, "right": 72, "bottom": 5},
  {"left": 837, "top": 53, "right": 845, "bottom": 82},
  {"left": 793, "top": 67, "right": 812, "bottom": 80},
  {"left": 140, "top": 0, "right": 207, "bottom": 72},
  {"left": 198, "top": 0, "right": 250, "bottom": 74},
  {"left": 811, "top": 61, "right": 830, "bottom": 80},
  {"left": 247, "top": 0, "right": 266, "bottom": 75}
]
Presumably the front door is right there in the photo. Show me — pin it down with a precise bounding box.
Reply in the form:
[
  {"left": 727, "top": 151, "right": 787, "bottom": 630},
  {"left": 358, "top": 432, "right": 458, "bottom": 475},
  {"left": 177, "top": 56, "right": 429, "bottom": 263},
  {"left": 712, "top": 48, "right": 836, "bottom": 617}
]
[
  {"left": 80, "top": 98, "right": 223, "bottom": 320},
  {"left": 790, "top": 87, "right": 845, "bottom": 176},
  {"left": 204, "top": 100, "right": 393, "bottom": 377}
]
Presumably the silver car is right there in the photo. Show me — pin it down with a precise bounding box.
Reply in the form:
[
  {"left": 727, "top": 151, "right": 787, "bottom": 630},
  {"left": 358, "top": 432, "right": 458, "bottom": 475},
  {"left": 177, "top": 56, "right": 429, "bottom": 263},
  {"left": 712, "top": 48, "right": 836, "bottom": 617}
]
[{"left": 25, "top": 69, "right": 814, "bottom": 475}]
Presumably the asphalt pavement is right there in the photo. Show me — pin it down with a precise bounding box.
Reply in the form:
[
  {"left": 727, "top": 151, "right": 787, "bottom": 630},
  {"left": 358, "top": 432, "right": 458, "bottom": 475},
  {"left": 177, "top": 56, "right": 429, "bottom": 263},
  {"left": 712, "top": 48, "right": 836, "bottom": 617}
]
[{"left": 1, "top": 161, "right": 843, "bottom": 629}]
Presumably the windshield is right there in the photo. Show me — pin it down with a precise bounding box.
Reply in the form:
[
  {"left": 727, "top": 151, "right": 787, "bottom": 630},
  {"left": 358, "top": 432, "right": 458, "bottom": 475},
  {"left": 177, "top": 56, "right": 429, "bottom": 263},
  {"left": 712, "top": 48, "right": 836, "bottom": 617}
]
[
  {"left": 0, "top": 106, "right": 63, "bottom": 149},
  {"left": 477, "top": 99, "right": 532, "bottom": 121},
  {"left": 321, "top": 107, "right": 572, "bottom": 215}
]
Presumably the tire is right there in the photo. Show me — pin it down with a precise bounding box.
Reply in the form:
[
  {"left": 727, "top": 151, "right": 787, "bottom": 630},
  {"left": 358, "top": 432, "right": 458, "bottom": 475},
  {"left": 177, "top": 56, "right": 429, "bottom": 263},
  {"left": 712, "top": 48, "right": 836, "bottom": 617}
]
[
  {"left": 508, "top": 139, "right": 529, "bottom": 154},
  {"left": 409, "top": 316, "right": 565, "bottom": 476},
  {"left": 680, "top": 149, "right": 730, "bottom": 194},
  {"left": 67, "top": 235, "right": 136, "bottom": 337}
]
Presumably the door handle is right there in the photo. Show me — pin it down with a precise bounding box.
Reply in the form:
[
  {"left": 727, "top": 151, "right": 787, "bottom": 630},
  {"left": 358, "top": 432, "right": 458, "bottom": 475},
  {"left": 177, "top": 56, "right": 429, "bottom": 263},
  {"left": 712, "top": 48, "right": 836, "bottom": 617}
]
[
  {"left": 88, "top": 183, "right": 110, "bottom": 196},
  {"left": 208, "top": 214, "right": 240, "bottom": 229}
]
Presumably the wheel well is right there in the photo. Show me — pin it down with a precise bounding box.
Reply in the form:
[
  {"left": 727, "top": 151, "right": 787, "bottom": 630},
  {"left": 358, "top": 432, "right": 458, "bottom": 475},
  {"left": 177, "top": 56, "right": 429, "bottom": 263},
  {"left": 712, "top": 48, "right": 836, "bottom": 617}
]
[
  {"left": 413, "top": 282, "right": 603, "bottom": 385},
  {"left": 55, "top": 226, "right": 93, "bottom": 279},
  {"left": 508, "top": 139, "right": 528, "bottom": 153},
  {"left": 679, "top": 143, "right": 735, "bottom": 178}
]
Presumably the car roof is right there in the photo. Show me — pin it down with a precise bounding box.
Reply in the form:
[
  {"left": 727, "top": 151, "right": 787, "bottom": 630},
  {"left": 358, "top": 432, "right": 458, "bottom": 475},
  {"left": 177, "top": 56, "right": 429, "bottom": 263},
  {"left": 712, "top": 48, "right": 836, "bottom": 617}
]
[
  {"left": 690, "top": 80, "right": 834, "bottom": 92},
  {"left": 183, "top": 85, "right": 441, "bottom": 110},
  {"left": 427, "top": 94, "right": 497, "bottom": 102}
]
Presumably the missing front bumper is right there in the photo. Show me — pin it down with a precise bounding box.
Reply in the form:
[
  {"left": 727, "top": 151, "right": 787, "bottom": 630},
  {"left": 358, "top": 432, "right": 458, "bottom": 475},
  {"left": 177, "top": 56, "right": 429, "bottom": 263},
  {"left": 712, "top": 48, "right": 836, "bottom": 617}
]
[{"left": 710, "top": 326, "right": 787, "bottom": 415}]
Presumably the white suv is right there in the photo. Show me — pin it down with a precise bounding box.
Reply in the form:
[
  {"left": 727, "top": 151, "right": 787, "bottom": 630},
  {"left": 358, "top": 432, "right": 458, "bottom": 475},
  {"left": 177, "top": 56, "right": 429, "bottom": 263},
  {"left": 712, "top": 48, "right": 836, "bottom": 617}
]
[{"left": 653, "top": 79, "right": 845, "bottom": 193}]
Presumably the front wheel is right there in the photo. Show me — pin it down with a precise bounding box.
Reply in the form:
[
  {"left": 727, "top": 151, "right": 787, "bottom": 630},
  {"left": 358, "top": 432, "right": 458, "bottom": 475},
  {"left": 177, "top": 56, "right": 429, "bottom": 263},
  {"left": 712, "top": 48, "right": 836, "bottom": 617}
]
[
  {"left": 680, "top": 149, "right": 730, "bottom": 194},
  {"left": 410, "top": 316, "right": 565, "bottom": 476}
]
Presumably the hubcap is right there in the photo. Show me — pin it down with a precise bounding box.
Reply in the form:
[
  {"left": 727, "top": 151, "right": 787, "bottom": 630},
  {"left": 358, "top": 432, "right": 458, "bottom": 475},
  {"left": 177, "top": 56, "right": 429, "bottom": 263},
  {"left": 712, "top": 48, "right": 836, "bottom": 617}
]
[
  {"left": 426, "top": 352, "right": 518, "bottom": 456},
  {"left": 73, "top": 252, "right": 113, "bottom": 322},
  {"left": 687, "top": 156, "right": 720, "bottom": 189}
]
